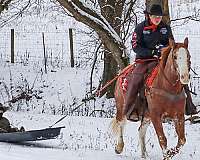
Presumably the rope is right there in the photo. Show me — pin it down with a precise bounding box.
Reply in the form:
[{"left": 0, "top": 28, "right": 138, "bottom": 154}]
[
  {"left": 49, "top": 58, "right": 158, "bottom": 127},
  {"left": 49, "top": 102, "right": 85, "bottom": 128},
  {"left": 96, "top": 58, "right": 158, "bottom": 96}
]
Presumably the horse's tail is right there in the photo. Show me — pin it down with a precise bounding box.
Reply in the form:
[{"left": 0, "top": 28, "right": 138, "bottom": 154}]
[{"left": 110, "top": 116, "right": 126, "bottom": 137}]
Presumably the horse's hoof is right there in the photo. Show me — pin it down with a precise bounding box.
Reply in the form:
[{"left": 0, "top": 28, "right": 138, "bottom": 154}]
[
  {"left": 115, "top": 142, "right": 124, "bottom": 154},
  {"left": 115, "top": 148, "right": 122, "bottom": 154},
  {"left": 141, "top": 155, "right": 146, "bottom": 159},
  {"left": 141, "top": 152, "right": 148, "bottom": 159}
]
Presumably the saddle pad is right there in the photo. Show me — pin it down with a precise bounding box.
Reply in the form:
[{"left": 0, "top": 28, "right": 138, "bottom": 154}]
[
  {"left": 119, "top": 64, "right": 135, "bottom": 93},
  {"left": 121, "top": 77, "right": 128, "bottom": 93}
]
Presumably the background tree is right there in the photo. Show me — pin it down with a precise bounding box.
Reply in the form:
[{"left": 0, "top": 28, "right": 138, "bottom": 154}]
[
  {"left": 1, "top": 0, "right": 200, "bottom": 99},
  {"left": 1, "top": 0, "right": 140, "bottom": 98},
  {"left": 54, "top": 0, "right": 138, "bottom": 98}
]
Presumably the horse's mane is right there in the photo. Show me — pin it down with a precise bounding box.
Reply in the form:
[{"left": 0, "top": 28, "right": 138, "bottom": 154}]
[{"left": 160, "top": 46, "right": 172, "bottom": 68}]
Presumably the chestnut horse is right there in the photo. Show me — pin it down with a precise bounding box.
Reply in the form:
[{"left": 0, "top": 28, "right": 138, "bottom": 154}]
[{"left": 111, "top": 38, "right": 190, "bottom": 159}]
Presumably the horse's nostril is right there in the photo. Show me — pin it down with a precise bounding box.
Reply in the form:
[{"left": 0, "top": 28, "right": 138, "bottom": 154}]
[{"left": 181, "top": 75, "right": 184, "bottom": 79}]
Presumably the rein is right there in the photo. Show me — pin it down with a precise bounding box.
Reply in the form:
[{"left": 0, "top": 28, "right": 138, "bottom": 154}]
[
  {"left": 96, "top": 58, "right": 158, "bottom": 96},
  {"left": 95, "top": 64, "right": 134, "bottom": 96},
  {"left": 158, "top": 63, "right": 180, "bottom": 87}
]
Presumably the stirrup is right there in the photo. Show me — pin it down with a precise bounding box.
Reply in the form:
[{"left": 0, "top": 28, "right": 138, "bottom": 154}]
[
  {"left": 185, "top": 115, "right": 200, "bottom": 124},
  {"left": 127, "top": 114, "right": 139, "bottom": 122}
]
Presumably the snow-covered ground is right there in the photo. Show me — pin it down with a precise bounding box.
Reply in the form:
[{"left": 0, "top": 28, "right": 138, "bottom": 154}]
[
  {"left": 0, "top": 1, "right": 200, "bottom": 160},
  {"left": 0, "top": 111, "right": 200, "bottom": 160}
]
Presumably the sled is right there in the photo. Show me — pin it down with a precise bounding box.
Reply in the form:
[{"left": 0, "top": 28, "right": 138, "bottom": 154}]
[{"left": 0, "top": 126, "right": 65, "bottom": 142}]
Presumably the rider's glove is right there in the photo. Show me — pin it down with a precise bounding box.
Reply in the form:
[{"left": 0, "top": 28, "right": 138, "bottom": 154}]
[
  {"left": 156, "top": 44, "right": 165, "bottom": 50},
  {"left": 152, "top": 49, "right": 160, "bottom": 57}
]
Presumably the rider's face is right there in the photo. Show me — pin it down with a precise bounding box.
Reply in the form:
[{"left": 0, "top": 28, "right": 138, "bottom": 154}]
[{"left": 149, "top": 15, "right": 162, "bottom": 25}]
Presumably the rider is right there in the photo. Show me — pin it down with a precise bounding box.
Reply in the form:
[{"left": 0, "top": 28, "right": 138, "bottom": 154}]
[
  {"left": 123, "top": 4, "right": 197, "bottom": 121},
  {"left": 0, "top": 104, "right": 25, "bottom": 133}
]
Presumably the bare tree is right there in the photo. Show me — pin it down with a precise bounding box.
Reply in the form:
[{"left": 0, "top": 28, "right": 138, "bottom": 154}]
[
  {"left": 1, "top": 0, "right": 200, "bottom": 98},
  {"left": 0, "top": 0, "right": 137, "bottom": 98}
]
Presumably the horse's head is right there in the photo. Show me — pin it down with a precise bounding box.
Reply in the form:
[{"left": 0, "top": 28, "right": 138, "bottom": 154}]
[{"left": 169, "top": 38, "right": 191, "bottom": 84}]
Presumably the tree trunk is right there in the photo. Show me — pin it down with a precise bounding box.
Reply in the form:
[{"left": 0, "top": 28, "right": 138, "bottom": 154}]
[
  {"left": 162, "top": 0, "right": 170, "bottom": 25},
  {"left": 99, "top": 0, "right": 127, "bottom": 98},
  {"left": 145, "top": 0, "right": 161, "bottom": 12},
  {"left": 1, "top": 0, "right": 132, "bottom": 98},
  {"left": 100, "top": 50, "right": 118, "bottom": 98}
]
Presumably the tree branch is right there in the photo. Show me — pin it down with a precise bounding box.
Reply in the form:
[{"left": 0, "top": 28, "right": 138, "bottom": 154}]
[
  {"left": 171, "top": 16, "right": 200, "bottom": 22},
  {"left": 56, "top": 0, "right": 125, "bottom": 69}
]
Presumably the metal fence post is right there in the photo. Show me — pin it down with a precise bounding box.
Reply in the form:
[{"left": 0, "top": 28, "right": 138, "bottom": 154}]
[
  {"left": 69, "top": 28, "right": 74, "bottom": 68},
  {"left": 42, "top": 32, "right": 47, "bottom": 73},
  {"left": 11, "top": 29, "right": 14, "bottom": 63}
]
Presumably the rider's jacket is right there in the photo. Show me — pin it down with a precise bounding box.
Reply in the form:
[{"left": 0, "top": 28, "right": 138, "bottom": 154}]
[{"left": 132, "top": 20, "right": 174, "bottom": 59}]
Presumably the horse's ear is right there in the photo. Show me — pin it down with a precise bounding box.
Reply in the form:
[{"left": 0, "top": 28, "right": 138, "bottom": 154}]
[
  {"left": 184, "top": 37, "right": 189, "bottom": 48},
  {"left": 169, "top": 38, "right": 175, "bottom": 49}
]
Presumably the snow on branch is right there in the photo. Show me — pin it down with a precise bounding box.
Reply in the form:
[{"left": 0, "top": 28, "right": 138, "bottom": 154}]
[{"left": 62, "top": 0, "right": 122, "bottom": 44}]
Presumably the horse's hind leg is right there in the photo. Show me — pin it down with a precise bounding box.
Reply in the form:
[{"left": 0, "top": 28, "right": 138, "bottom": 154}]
[
  {"left": 115, "top": 123, "right": 125, "bottom": 154},
  {"left": 112, "top": 81, "right": 126, "bottom": 154},
  {"left": 139, "top": 118, "right": 150, "bottom": 158},
  {"left": 111, "top": 117, "right": 126, "bottom": 154}
]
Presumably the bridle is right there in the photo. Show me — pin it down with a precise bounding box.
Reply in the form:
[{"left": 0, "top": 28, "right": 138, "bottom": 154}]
[
  {"left": 159, "top": 49, "right": 180, "bottom": 87},
  {"left": 159, "top": 46, "right": 190, "bottom": 87}
]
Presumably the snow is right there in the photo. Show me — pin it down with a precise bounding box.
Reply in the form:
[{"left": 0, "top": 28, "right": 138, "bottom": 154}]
[
  {"left": 0, "top": 112, "right": 200, "bottom": 160},
  {"left": 0, "top": 0, "right": 199, "bottom": 160}
]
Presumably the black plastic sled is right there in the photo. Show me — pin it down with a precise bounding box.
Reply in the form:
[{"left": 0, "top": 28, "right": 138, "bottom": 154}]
[{"left": 0, "top": 126, "right": 65, "bottom": 142}]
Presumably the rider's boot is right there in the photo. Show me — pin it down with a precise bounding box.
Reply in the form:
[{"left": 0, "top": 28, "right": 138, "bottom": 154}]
[
  {"left": 123, "top": 74, "right": 143, "bottom": 121},
  {"left": 184, "top": 85, "right": 198, "bottom": 115}
]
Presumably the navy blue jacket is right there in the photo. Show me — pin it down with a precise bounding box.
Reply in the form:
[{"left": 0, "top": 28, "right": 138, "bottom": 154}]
[{"left": 132, "top": 20, "right": 174, "bottom": 59}]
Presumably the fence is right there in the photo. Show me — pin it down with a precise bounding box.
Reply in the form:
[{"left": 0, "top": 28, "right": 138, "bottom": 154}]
[
  {"left": 0, "top": 29, "right": 200, "bottom": 105},
  {"left": 0, "top": 29, "right": 76, "bottom": 67}
]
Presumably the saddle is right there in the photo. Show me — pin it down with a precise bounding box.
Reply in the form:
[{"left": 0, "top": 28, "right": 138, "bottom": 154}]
[{"left": 120, "top": 62, "right": 159, "bottom": 122}]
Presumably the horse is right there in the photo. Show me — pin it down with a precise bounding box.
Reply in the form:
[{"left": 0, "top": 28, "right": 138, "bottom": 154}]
[{"left": 111, "top": 37, "right": 190, "bottom": 159}]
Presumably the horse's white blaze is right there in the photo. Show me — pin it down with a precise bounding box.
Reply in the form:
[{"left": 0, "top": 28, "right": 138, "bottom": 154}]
[{"left": 176, "top": 47, "right": 189, "bottom": 84}]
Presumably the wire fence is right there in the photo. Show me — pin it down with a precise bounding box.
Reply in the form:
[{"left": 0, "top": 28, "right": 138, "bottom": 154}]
[
  {"left": 0, "top": 29, "right": 200, "bottom": 73},
  {"left": 0, "top": 29, "right": 199, "bottom": 117},
  {"left": 0, "top": 30, "right": 74, "bottom": 67}
]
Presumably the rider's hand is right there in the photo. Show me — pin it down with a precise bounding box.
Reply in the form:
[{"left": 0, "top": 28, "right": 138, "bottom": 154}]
[
  {"left": 152, "top": 49, "right": 160, "bottom": 56},
  {"left": 156, "top": 44, "right": 164, "bottom": 50}
]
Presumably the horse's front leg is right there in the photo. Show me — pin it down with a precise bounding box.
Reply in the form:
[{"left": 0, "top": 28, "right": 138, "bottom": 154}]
[
  {"left": 151, "top": 115, "right": 168, "bottom": 157},
  {"left": 163, "top": 114, "right": 186, "bottom": 159},
  {"left": 174, "top": 114, "right": 186, "bottom": 151},
  {"left": 139, "top": 118, "right": 150, "bottom": 158}
]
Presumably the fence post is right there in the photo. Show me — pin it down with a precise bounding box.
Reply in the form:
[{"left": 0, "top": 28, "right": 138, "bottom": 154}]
[
  {"left": 11, "top": 29, "right": 14, "bottom": 63},
  {"left": 69, "top": 28, "right": 74, "bottom": 68},
  {"left": 42, "top": 32, "right": 47, "bottom": 74}
]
